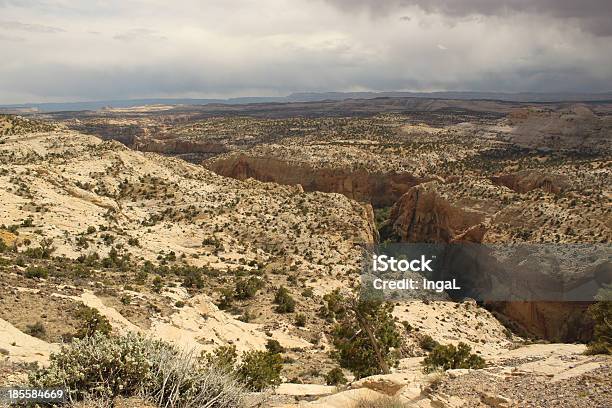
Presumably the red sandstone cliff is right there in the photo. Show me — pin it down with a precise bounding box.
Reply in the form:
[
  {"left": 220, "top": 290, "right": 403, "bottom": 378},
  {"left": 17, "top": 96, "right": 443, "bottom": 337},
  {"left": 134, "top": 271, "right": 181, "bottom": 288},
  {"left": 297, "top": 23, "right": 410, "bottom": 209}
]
[
  {"left": 206, "top": 154, "right": 428, "bottom": 207},
  {"left": 386, "top": 183, "right": 486, "bottom": 243}
]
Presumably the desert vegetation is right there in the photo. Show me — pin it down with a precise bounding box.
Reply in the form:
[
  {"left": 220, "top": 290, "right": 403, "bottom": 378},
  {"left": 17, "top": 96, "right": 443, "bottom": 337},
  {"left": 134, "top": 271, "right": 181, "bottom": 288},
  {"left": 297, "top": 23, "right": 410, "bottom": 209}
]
[
  {"left": 0, "top": 100, "right": 609, "bottom": 408},
  {"left": 30, "top": 333, "right": 254, "bottom": 407}
]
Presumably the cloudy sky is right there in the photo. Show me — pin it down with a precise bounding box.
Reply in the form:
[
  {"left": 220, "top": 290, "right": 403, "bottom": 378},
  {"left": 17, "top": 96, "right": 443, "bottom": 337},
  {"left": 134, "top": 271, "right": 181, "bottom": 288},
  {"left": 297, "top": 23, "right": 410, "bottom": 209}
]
[{"left": 1, "top": 0, "right": 611, "bottom": 103}]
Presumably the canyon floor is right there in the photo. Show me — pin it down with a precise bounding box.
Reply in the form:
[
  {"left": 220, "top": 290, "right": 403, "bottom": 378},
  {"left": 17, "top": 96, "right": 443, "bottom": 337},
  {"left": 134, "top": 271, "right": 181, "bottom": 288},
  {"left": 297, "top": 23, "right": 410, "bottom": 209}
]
[{"left": 0, "top": 98, "right": 610, "bottom": 407}]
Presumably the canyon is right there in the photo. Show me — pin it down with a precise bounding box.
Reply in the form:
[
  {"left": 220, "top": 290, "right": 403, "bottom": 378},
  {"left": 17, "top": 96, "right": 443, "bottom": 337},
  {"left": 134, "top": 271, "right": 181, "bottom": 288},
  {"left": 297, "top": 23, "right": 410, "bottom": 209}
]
[
  {"left": 33, "top": 100, "right": 612, "bottom": 343},
  {"left": 0, "top": 97, "right": 609, "bottom": 407},
  {"left": 206, "top": 154, "right": 427, "bottom": 207}
]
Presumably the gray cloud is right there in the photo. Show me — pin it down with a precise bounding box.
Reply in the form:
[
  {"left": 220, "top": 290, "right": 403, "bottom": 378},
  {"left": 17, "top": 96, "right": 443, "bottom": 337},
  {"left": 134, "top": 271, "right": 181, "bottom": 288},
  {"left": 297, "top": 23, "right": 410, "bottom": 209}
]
[
  {"left": 0, "top": 19, "right": 64, "bottom": 33},
  {"left": 325, "top": 0, "right": 612, "bottom": 36},
  {"left": 1, "top": 50, "right": 608, "bottom": 102},
  {"left": 0, "top": 0, "right": 610, "bottom": 103}
]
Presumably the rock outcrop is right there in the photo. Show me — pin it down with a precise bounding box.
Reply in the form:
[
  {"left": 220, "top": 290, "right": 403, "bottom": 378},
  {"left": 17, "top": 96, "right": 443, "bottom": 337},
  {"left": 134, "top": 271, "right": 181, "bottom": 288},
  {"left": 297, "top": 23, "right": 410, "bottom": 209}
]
[
  {"left": 503, "top": 105, "right": 612, "bottom": 152},
  {"left": 385, "top": 183, "right": 486, "bottom": 243},
  {"left": 206, "top": 154, "right": 427, "bottom": 207},
  {"left": 490, "top": 170, "right": 568, "bottom": 194},
  {"left": 69, "top": 122, "right": 145, "bottom": 146},
  {"left": 132, "top": 137, "right": 228, "bottom": 156},
  {"left": 490, "top": 301, "right": 594, "bottom": 342},
  {"left": 0, "top": 318, "right": 59, "bottom": 364}
]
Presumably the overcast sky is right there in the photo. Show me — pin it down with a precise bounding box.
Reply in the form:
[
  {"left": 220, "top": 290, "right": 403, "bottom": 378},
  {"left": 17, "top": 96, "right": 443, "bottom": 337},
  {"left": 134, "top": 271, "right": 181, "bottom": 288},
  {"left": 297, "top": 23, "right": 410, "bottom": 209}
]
[{"left": 1, "top": 0, "right": 611, "bottom": 103}]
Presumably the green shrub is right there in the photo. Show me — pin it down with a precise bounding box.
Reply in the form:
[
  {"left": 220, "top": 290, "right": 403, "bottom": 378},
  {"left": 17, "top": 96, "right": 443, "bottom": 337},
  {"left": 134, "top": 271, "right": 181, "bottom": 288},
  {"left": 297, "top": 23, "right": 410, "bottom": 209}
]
[
  {"left": 25, "top": 266, "right": 48, "bottom": 279},
  {"left": 419, "top": 335, "right": 439, "bottom": 352},
  {"left": 74, "top": 305, "right": 112, "bottom": 339},
  {"left": 265, "top": 339, "right": 284, "bottom": 355},
  {"left": 301, "top": 287, "right": 314, "bottom": 298},
  {"left": 237, "top": 350, "right": 282, "bottom": 391},
  {"left": 134, "top": 268, "right": 147, "bottom": 284},
  {"left": 127, "top": 237, "right": 140, "bottom": 247},
  {"left": 274, "top": 286, "right": 295, "bottom": 313},
  {"left": 239, "top": 310, "right": 254, "bottom": 322},
  {"left": 295, "top": 313, "right": 307, "bottom": 327},
  {"left": 101, "top": 247, "right": 129, "bottom": 270},
  {"left": 235, "top": 276, "right": 264, "bottom": 300},
  {"left": 401, "top": 321, "right": 413, "bottom": 333},
  {"left": 76, "top": 236, "right": 89, "bottom": 249},
  {"left": 204, "top": 344, "right": 282, "bottom": 391},
  {"left": 22, "top": 238, "right": 55, "bottom": 259},
  {"left": 30, "top": 333, "right": 249, "bottom": 407},
  {"left": 319, "top": 289, "right": 347, "bottom": 321},
  {"left": 152, "top": 276, "right": 163, "bottom": 293},
  {"left": 421, "top": 342, "right": 486, "bottom": 373},
  {"left": 324, "top": 367, "right": 347, "bottom": 386},
  {"left": 218, "top": 288, "right": 234, "bottom": 310},
  {"left": 182, "top": 268, "right": 204, "bottom": 289}
]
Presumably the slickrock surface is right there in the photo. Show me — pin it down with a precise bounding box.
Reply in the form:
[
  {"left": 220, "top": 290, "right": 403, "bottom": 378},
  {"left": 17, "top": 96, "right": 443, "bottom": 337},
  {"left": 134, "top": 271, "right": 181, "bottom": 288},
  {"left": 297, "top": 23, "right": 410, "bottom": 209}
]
[{"left": 0, "top": 130, "right": 374, "bottom": 271}]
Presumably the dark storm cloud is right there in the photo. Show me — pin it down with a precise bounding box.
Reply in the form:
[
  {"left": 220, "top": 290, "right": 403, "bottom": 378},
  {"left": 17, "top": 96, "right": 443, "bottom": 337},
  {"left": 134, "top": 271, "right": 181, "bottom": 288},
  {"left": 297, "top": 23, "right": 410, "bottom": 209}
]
[
  {"left": 1, "top": 56, "right": 608, "bottom": 102},
  {"left": 325, "top": 0, "right": 612, "bottom": 36},
  {"left": 0, "top": 0, "right": 611, "bottom": 103}
]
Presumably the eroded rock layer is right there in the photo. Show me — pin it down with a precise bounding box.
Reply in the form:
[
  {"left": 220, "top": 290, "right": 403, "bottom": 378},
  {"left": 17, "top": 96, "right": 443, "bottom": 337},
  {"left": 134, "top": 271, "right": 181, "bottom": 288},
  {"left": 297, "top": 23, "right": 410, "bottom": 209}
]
[{"left": 207, "top": 154, "right": 427, "bottom": 207}]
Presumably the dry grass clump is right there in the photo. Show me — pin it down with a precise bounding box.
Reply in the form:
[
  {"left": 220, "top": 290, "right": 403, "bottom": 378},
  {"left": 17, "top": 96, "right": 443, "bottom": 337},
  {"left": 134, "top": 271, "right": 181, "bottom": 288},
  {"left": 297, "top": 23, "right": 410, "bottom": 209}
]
[
  {"left": 354, "top": 395, "right": 411, "bottom": 408},
  {"left": 30, "top": 333, "right": 252, "bottom": 408}
]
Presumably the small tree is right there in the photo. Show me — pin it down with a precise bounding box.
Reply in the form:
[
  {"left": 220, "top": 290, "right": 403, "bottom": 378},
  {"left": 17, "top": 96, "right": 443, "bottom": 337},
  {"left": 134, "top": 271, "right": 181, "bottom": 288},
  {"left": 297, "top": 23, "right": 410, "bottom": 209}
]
[
  {"left": 586, "top": 285, "right": 611, "bottom": 355},
  {"left": 330, "top": 295, "right": 402, "bottom": 379},
  {"left": 218, "top": 288, "right": 234, "bottom": 310},
  {"left": 419, "top": 334, "right": 439, "bottom": 352},
  {"left": 237, "top": 350, "right": 282, "bottom": 391},
  {"left": 152, "top": 276, "right": 163, "bottom": 293},
  {"left": 203, "top": 345, "right": 238, "bottom": 371},
  {"left": 39, "top": 238, "right": 56, "bottom": 259}
]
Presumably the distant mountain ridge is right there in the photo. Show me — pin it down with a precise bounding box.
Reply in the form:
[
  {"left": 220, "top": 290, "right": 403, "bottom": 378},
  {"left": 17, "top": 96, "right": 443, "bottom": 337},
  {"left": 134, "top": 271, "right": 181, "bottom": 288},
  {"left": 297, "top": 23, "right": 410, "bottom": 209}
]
[
  {"left": 2, "top": 91, "right": 612, "bottom": 113},
  {"left": 287, "top": 91, "right": 612, "bottom": 103}
]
